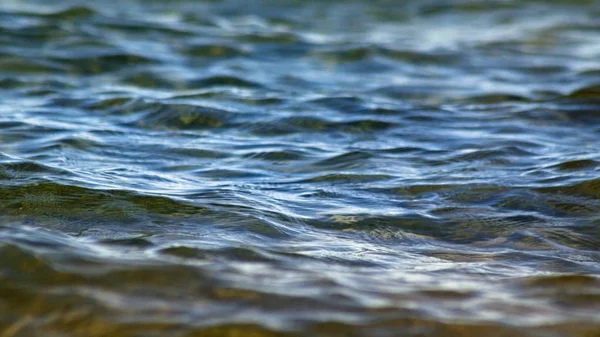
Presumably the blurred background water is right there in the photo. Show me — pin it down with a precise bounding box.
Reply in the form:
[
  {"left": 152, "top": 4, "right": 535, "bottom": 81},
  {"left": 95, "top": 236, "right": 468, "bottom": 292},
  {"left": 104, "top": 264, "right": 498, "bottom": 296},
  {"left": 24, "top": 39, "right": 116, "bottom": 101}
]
[{"left": 0, "top": 0, "right": 599, "bottom": 336}]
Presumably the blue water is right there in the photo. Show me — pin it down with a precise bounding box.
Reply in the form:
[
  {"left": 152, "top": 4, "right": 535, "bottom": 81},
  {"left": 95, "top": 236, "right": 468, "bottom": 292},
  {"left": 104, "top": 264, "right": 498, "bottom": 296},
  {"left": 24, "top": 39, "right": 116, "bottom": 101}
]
[{"left": 1, "top": 0, "right": 599, "bottom": 336}]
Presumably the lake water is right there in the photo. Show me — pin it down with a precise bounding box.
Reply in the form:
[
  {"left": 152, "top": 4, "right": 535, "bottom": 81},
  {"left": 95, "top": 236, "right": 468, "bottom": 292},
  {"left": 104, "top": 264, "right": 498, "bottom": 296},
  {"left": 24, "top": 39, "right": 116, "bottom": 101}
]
[{"left": 1, "top": 0, "right": 599, "bottom": 336}]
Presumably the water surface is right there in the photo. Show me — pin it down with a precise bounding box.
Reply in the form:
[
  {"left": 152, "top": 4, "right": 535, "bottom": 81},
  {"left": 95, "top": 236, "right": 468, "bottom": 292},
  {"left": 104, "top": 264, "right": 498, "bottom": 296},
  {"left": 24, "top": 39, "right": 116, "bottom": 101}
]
[{"left": 1, "top": 0, "right": 600, "bottom": 336}]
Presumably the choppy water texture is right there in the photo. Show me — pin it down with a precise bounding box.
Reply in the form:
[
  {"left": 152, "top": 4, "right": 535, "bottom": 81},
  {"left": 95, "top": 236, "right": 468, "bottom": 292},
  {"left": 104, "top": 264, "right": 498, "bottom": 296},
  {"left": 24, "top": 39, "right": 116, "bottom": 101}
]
[{"left": 1, "top": 0, "right": 600, "bottom": 336}]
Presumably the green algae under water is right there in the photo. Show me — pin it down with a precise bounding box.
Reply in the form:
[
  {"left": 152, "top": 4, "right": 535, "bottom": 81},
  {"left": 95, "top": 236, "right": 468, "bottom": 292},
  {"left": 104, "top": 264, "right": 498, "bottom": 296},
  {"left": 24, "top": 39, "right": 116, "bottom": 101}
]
[{"left": 0, "top": 0, "right": 600, "bottom": 336}]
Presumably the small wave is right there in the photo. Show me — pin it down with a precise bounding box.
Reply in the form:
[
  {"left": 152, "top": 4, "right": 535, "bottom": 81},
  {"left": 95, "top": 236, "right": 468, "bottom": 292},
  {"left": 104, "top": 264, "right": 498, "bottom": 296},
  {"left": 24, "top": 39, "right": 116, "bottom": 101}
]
[{"left": 124, "top": 102, "right": 237, "bottom": 130}]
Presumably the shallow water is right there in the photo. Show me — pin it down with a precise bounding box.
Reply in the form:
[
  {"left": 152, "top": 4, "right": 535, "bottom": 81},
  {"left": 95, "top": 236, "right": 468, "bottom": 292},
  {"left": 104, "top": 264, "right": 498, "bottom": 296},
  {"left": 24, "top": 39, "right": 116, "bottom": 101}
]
[{"left": 1, "top": 0, "right": 600, "bottom": 336}]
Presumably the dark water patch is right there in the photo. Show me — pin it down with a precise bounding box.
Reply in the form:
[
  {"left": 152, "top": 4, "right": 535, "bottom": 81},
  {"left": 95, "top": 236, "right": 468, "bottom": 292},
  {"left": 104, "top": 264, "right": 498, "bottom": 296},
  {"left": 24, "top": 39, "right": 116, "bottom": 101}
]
[
  {"left": 0, "top": 57, "right": 66, "bottom": 74},
  {"left": 94, "top": 16, "right": 195, "bottom": 38},
  {"left": 51, "top": 53, "right": 157, "bottom": 74},
  {"left": 536, "top": 178, "right": 600, "bottom": 200},
  {"left": 313, "top": 45, "right": 462, "bottom": 68},
  {"left": 379, "top": 47, "right": 462, "bottom": 65},
  {"left": 49, "top": 38, "right": 117, "bottom": 52},
  {"left": 97, "top": 236, "right": 155, "bottom": 248},
  {"left": 121, "top": 71, "right": 184, "bottom": 89},
  {"left": 40, "top": 134, "right": 106, "bottom": 153},
  {"left": 245, "top": 117, "right": 396, "bottom": 136},
  {"left": 0, "top": 182, "right": 211, "bottom": 230},
  {"left": 490, "top": 190, "right": 600, "bottom": 218},
  {"left": 375, "top": 146, "right": 427, "bottom": 154},
  {"left": 551, "top": 159, "right": 599, "bottom": 172},
  {"left": 0, "top": 124, "right": 70, "bottom": 148},
  {"left": 542, "top": 84, "right": 600, "bottom": 124},
  {"left": 0, "top": 121, "right": 25, "bottom": 129},
  {"left": 238, "top": 96, "right": 287, "bottom": 106},
  {"left": 386, "top": 184, "right": 456, "bottom": 196},
  {"left": 518, "top": 274, "right": 599, "bottom": 288},
  {"left": 373, "top": 84, "right": 469, "bottom": 103},
  {"left": 235, "top": 31, "right": 302, "bottom": 45},
  {"left": 0, "top": 77, "right": 24, "bottom": 89},
  {"left": 158, "top": 245, "right": 208, "bottom": 260},
  {"left": 0, "top": 161, "right": 70, "bottom": 181},
  {"left": 243, "top": 121, "right": 295, "bottom": 136},
  {"left": 20, "top": 87, "right": 61, "bottom": 97},
  {"left": 308, "top": 96, "right": 364, "bottom": 111},
  {"left": 0, "top": 243, "right": 82, "bottom": 285},
  {"left": 578, "top": 68, "right": 600, "bottom": 76},
  {"left": 157, "top": 244, "right": 285, "bottom": 265},
  {"left": 193, "top": 168, "right": 267, "bottom": 179},
  {"left": 270, "top": 116, "right": 328, "bottom": 132},
  {"left": 243, "top": 150, "right": 307, "bottom": 162},
  {"left": 535, "top": 227, "right": 600, "bottom": 250},
  {"left": 544, "top": 198, "right": 600, "bottom": 216},
  {"left": 564, "top": 83, "right": 600, "bottom": 100},
  {"left": 0, "top": 21, "right": 69, "bottom": 43},
  {"left": 313, "top": 45, "right": 372, "bottom": 63},
  {"left": 14, "top": 5, "right": 97, "bottom": 20},
  {"left": 303, "top": 173, "right": 393, "bottom": 183},
  {"left": 170, "top": 148, "right": 230, "bottom": 160},
  {"left": 44, "top": 96, "right": 88, "bottom": 109},
  {"left": 311, "top": 151, "right": 373, "bottom": 170},
  {"left": 84, "top": 96, "right": 135, "bottom": 111},
  {"left": 451, "top": 93, "right": 530, "bottom": 104},
  {"left": 305, "top": 117, "right": 395, "bottom": 133},
  {"left": 125, "top": 102, "right": 236, "bottom": 130},
  {"left": 515, "top": 274, "right": 600, "bottom": 313},
  {"left": 189, "top": 75, "right": 264, "bottom": 89},
  {"left": 180, "top": 43, "right": 248, "bottom": 58},
  {"left": 448, "top": 146, "right": 535, "bottom": 163}
]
